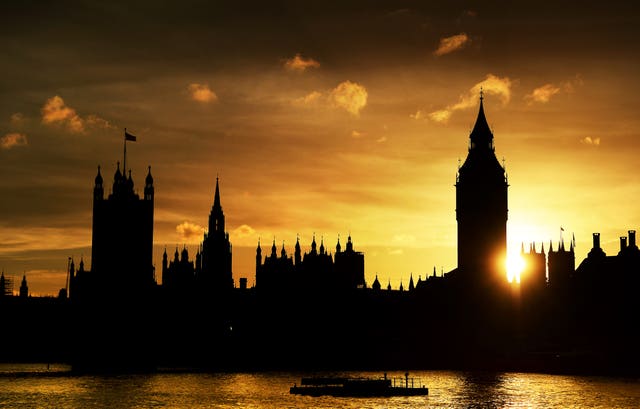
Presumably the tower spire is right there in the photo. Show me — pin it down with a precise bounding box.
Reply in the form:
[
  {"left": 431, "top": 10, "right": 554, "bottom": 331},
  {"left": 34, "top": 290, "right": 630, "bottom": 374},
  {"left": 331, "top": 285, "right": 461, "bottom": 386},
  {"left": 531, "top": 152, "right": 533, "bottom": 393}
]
[
  {"left": 469, "top": 91, "right": 493, "bottom": 150},
  {"left": 214, "top": 176, "right": 221, "bottom": 210}
]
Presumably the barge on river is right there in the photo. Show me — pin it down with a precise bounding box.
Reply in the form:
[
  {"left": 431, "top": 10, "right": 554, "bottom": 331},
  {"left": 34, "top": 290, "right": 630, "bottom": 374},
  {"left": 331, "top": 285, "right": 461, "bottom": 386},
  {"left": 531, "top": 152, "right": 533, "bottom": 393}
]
[{"left": 290, "top": 372, "right": 428, "bottom": 397}]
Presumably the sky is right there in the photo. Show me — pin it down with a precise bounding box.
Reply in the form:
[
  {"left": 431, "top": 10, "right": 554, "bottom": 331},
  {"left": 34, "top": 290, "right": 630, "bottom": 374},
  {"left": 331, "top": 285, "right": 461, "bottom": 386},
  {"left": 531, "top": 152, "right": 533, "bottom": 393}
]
[{"left": 1, "top": 1, "right": 640, "bottom": 295}]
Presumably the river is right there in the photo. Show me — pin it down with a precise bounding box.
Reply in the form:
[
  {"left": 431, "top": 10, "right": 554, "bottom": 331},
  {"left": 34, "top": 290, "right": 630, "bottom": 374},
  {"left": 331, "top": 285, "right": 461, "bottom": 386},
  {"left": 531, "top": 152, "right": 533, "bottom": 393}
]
[{"left": 0, "top": 364, "right": 638, "bottom": 408}]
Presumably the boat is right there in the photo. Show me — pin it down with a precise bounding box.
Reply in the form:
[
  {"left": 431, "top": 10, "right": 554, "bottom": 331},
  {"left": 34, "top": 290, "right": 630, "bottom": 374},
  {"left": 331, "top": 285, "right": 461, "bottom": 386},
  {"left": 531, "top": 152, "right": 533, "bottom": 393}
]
[{"left": 290, "top": 372, "right": 428, "bottom": 397}]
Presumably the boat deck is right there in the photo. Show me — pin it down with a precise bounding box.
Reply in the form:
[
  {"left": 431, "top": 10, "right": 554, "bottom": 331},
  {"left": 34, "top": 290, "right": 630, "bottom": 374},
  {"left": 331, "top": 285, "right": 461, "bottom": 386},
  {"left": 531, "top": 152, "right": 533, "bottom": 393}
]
[{"left": 290, "top": 373, "right": 428, "bottom": 397}]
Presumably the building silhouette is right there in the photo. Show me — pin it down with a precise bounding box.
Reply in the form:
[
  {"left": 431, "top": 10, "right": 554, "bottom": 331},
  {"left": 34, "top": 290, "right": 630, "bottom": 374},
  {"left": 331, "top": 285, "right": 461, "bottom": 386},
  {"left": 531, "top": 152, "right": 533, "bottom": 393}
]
[
  {"left": 199, "top": 177, "right": 234, "bottom": 292},
  {"left": 19, "top": 274, "right": 28, "bottom": 298},
  {"left": 86, "top": 163, "right": 155, "bottom": 298},
  {"left": 454, "top": 91, "right": 508, "bottom": 287},
  {"left": 256, "top": 234, "right": 364, "bottom": 292},
  {"left": 2, "top": 95, "right": 639, "bottom": 376}
]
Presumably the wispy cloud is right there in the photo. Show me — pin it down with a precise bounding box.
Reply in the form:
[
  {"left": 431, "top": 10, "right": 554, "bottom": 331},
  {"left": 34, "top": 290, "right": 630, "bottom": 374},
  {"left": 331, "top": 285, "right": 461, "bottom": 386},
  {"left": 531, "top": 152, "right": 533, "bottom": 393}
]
[
  {"left": 329, "top": 80, "right": 368, "bottom": 116},
  {"left": 10, "top": 113, "right": 24, "bottom": 125},
  {"left": 295, "top": 81, "right": 368, "bottom": 116},
  {"left": 525, "top": 84, "right": 561, "bottom": 104},
  {"left": 41, "top": 96, "right": 113, "bottom": 133},
  {"left": 176, "top": 221, "right": 205, "bottom": 241},
  {"left": 283, "top": 53, "right": 320, "bottom": 72},
  {"left": 188, "top": 83, "right": 218, "bottom": 103},
  {"left": 433, "top": 33, "right": 470, "bottom": 57},
  {"left": 351, "top": 130, "right": 365, "bottom": 138},
  {"left": 525, "top": 75, "right": 584, "bottom": 105},
  {"left": 424, "top": 74, "right": 513, "bottom": 123},
  {"left": 581, "top": 136, "right": 601, "bottom": 146},
  {"left": 1, "top": 132, "right": 28, "bottom": 149},
  {"left": 293, "top": 91, "right": 323, "bottom": 107},
  {"left": 231, "top": 224, "right": 257, "bottom": 244}
]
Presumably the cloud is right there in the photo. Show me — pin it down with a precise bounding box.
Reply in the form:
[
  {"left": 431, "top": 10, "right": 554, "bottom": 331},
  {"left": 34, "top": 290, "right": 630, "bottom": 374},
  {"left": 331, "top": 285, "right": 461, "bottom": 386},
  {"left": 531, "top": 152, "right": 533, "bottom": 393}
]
[
  {"left": 525, "top": 84, "right": 561, "bottom": 104},
  {"left": 232, "top": 224, "right": 256, "bottom": 239},
  {"left": 41, "top": 95, "right": 113, "bottom": 133},
  {"left": 294, "top": 81, "right": 367, "bottom": 116},
  {"left": 283, "top": 53, "right": 320, "bottom": 72},
  {"left": 525, "top": 75, "right": 584, "bottom": 105},
  {"left": 41, "top": 95, "right": 84, "bottom": 132},
  {"left": 1, "top": 132, "right": 28, "bottom": 149},
  {"left": 433, "top": 33, "right": 470, "bottom": 57},
  {"left": 376, "top": 136, "right": 387, "bottom": 143},
  {"left": 562, "top": 74, "right": 584, "bottom": 93},
  {"left": 581, "top": 136, "right": 601, "bottom": 146},
  {"left": 176, "top": 221, "right": 205, "bottom": 241},
  {"left": 409, "top": 110, "right": 426, "bottom": 120},
  {"left": 10, "top": 113, "right": 24, "bottom": 125},
  {"left": 427, "top": 109, "right": 452, "bottom": 123},
  {"left": 85, "top": 114, "right": 114, "bottom": 129},
  {"left": 351, "top": 130, "right": 365, "bottom": 138},
  {"left": 293, "top": 91, "right": 323, "bottom": 106},
  {"left": 188, "top": 83, "right": 218, "bottom": 103},
  {"left": 427, "top": 74, "right": 512, "bottom": 123},
  {"left": 329, "top": 80, "right": 368, "bottom": 116}
]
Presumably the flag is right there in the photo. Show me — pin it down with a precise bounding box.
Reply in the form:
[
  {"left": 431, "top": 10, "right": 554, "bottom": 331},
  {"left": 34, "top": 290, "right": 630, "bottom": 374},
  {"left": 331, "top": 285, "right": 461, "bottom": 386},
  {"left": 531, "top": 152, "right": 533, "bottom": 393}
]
[
  {"left": 125, "top": 130, "right": 137, "bottom": 142},
  {"left": 560, "top": 227, "right": 564, "bottom": 231}
]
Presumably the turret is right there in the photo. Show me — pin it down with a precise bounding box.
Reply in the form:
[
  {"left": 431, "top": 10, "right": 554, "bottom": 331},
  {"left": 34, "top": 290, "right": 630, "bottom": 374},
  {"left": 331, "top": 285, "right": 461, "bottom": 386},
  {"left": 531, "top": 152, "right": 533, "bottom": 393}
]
[
  {"left": 294, "top": 236, "right": 301, "bottom": 265},
  {"left": 94, "top": 166, "right": 104, "bottom": 201},
  {"left": 311, "top": 235, "right": 317, "bottom": 255},
  {"left": 256, "top": 240, "right": 262, "bottom": 269},
  {"left": 144, "top": 166, "right": 154, "bottom": 201},
  {"left": 162, "top": 248, "right": 168, "bottom": 273},
  {"left": 19, "top": 274, "right": 28, "bottom": 298}
]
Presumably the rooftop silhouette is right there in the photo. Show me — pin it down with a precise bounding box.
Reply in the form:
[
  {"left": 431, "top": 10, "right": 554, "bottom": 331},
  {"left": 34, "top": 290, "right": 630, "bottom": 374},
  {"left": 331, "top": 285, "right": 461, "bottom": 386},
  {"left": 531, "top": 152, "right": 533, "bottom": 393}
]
[{"left": 1, "top": 98, "right": 638, "bottom": 376}]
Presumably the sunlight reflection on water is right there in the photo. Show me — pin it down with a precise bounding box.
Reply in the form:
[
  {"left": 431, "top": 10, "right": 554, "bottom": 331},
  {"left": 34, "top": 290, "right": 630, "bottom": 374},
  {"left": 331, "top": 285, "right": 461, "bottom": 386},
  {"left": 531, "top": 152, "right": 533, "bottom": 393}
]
[{"left": 0, "top": 365, "right": 638, "bottom": 408}]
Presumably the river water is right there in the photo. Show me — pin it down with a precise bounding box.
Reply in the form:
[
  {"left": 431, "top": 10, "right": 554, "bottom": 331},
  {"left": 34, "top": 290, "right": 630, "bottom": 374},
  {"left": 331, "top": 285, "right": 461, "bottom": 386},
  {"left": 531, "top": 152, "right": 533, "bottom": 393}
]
[{"left": 0, "top": 364, "right": 638, "bottom": 408}]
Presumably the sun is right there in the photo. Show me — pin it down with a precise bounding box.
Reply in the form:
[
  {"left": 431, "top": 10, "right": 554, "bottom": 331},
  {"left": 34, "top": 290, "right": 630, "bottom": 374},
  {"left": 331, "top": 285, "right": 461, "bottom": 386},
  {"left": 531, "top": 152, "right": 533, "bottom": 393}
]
[{"left": 506, "top": 252, "right": 526, "bottom": 283}]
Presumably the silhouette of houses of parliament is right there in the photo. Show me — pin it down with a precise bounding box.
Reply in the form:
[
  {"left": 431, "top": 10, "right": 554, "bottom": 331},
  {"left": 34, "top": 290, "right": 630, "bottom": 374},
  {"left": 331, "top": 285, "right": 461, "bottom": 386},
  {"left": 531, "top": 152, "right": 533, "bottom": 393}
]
[{"left": 2, "top": 97, "right": 639, "bottom": 375}]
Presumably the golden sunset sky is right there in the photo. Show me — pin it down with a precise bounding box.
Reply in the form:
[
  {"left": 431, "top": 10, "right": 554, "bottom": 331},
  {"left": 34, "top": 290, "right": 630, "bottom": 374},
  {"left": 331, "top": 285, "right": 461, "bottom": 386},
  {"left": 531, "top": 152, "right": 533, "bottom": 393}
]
[{"left": 1, "top": 1, "right": 639, "bottom": 295}]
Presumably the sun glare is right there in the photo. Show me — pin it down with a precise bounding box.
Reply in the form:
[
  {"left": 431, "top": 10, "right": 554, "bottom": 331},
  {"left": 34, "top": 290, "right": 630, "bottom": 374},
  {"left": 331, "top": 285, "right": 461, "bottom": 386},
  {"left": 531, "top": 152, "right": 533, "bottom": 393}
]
[{"left": 506, "top": 253, "right": 525, "bottom": 283}]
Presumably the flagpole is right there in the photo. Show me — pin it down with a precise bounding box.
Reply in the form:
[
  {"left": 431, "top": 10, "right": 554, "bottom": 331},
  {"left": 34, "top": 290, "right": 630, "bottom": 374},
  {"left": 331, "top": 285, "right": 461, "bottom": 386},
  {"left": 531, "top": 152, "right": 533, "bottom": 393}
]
[{"left": 123, "top": 128, "right": 127, "bottom": 175}]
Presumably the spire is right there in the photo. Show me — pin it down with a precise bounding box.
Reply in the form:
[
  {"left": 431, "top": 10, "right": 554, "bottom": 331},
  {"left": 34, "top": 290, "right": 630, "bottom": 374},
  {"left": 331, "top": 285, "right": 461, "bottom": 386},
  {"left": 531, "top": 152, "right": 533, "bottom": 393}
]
[
  {"left": 209, "top": 176, "right": 225, "bottom": 234},
  {"left": 469, "top": 90, "right": 494, "bottom": 151},
  {"left": 145, "top": 166, "right": 153, "bottom": 185},
  {"left": 271, "top": 238, "right": 277, "bottom": 257},
  {"left": 336, "top": 235, "right": 341, "bottom": 253},
  {"left": 213, "top": 176, "right": 221, "bottom": 210},
  {"left": 281, "top": 241, "right": 286, "bottom": 258}
]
